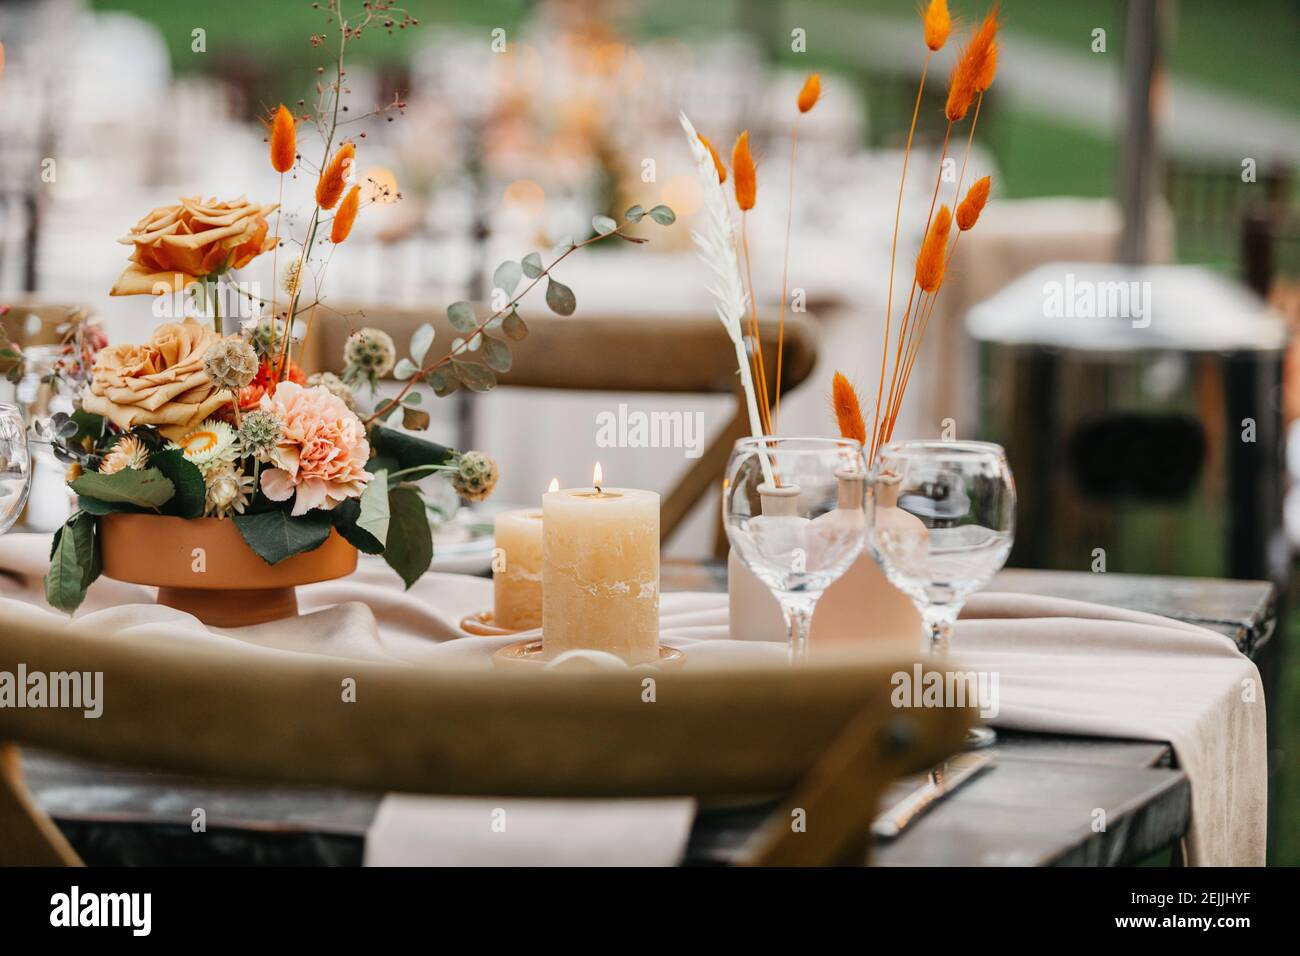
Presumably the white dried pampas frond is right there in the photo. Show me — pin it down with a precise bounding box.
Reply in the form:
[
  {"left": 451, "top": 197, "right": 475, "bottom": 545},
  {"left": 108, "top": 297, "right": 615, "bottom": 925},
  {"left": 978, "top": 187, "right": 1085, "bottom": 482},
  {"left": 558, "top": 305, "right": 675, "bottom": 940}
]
[{"left": 679, "top": 111, "right": 774, "bottom": 485}]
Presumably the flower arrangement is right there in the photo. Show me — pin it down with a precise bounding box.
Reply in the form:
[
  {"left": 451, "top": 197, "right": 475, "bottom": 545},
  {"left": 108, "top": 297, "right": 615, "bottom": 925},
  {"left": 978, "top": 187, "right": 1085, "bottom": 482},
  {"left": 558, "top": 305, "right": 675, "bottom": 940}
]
[
  {"left": 680, "top": 0, "right": 999, "bottom": 463},
  {"left": 36, "top": 1, "right": 673, "bottom": 613}
]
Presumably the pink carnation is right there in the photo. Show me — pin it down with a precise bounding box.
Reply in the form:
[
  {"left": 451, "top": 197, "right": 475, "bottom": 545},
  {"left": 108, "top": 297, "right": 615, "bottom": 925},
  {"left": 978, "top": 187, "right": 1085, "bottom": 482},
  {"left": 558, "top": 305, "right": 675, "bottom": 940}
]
[{"left": 258, "top": 381, "right": 372, "bottom": 515}]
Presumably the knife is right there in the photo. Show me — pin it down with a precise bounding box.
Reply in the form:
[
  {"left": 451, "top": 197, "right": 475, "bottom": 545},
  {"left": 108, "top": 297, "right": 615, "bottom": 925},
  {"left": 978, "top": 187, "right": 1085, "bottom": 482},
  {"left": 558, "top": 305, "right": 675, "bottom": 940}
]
[{"left": 871, "top": 749, "right": 997, "bottom": 840}]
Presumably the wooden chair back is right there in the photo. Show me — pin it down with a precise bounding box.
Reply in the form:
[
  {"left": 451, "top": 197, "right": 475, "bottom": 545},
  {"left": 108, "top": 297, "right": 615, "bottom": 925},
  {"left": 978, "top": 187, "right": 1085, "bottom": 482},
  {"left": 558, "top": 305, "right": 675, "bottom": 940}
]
[
  {"left": 0, "top": 299, "right": 87, "bottom": 377},
  {"left": 0, "top": 612, "right": 970, "bottom": 867},
  {"left": 299, "top": 306, "right": 818, "bottom": 556}
]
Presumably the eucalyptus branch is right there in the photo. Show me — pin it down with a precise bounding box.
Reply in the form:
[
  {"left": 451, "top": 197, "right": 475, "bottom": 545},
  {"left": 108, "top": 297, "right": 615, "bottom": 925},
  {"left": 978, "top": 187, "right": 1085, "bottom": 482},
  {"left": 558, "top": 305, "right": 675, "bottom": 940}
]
[{"left": 363, "top": 212, "right": 672, "bottom": 426}]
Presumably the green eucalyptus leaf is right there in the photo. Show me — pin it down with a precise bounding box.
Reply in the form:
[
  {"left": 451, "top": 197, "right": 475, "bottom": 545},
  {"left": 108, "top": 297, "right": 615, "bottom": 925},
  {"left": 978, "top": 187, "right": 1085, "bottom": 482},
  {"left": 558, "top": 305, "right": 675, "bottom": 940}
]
[
  {"left": 446, "top": 301, "right": 478, "bottom": 333},
  {"left": 592, "top": 215, "right": 617, "bottom": 235},
  {"left": 453, "top": 361, "right": 496, "bottom": 392},
  {"left": 410, "top": 323, "right": 436, "bottom": 365},
  {"left": 521, "top": 252, "right": 544, "bottom": 278},
  {"left": 383, "top": 486, "right": 433, "bottom": 589},
  {"left": 625, "top": 204, "right": 645, "bottom": 222},
  {"left": 70, "top": 467, "right": 175, "bottom": 510},
  {"left": 648, "top": 204, "right": 676, "bottom": 225},
  {"left": 502, "top": 310, "right": 528, "bottom": 341},
  {"left": 545, "top": 277, "right": 576, "bottom": 316},
  {"left": 427, "top": 368, "right": 456, "bottom": 397},
  {"left": 232, "top": 509, "right": 333, "bottom": 566},
  {"left": 402, "top": 406, "right": 431, "bottom": 431},
  {"left": 551, "top": 237, "right": 574, "bottom": 258},
  {"left": 480, "top": 336, "right": 512, "bottom": 373},
  {"left": 394, "top": 357, "right": 418, "bottom": 381},
  {"left": 401, "top": 392, "right": 422, "bottom": 405},
  {"left": 493, "top": 260, "right": 522, "bottom": 296}
]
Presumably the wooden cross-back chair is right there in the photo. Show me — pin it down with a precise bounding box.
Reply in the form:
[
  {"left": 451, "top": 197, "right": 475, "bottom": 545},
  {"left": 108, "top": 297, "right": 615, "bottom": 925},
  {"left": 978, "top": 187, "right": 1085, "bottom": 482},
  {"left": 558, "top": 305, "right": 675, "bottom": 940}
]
[
  {"left": 298, "top": 307, "right": 818, "bottom": 557},
  {"left": 0, "top": 611, "right": 970, "bottom": 867},
  {"left": 0, "top": 298, "right": 88, "bottom": 359}
]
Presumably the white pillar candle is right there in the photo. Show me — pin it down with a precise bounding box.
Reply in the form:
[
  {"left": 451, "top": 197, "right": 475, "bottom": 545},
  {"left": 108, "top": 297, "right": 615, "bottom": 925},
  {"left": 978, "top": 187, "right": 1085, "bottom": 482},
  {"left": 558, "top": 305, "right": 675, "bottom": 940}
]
[
  {"left": 543, "top": 471, "right": 660, "bottom": 663},
  {"left": 493, "top": 509, "right": 544, "bottom": 630}
]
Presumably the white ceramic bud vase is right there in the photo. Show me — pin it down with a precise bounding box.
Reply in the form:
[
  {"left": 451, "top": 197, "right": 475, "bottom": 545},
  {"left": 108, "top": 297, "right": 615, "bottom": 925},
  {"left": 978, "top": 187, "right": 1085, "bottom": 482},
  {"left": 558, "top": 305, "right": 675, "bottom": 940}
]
[{"left": 728, "top": 472, "right": 923, "bottom": 649}]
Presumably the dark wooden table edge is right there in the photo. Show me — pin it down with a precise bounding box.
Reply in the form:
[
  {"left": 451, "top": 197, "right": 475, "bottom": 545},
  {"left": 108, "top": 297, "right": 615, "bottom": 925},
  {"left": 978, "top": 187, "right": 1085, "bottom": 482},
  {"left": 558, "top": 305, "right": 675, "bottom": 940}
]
[{"left": 24, "top": 564, "right": 1274, "bottom": 867}]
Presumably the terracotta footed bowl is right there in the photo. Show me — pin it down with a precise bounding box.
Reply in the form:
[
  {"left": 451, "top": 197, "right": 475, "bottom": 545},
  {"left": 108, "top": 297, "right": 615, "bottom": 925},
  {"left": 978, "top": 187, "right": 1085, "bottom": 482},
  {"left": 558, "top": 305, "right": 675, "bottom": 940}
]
[{"left": 99, "top": 513, "right": 358, "bottom": 627}]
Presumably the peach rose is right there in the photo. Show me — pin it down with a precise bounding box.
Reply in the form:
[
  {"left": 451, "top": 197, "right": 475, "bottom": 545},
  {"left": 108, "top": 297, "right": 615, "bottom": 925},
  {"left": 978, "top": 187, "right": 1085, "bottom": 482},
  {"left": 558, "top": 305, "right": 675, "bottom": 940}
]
[
  {"left": 258, "top": 382, "right": 372, "bottom": 515},
  {"left": 82, "top": 318, "right": 232, "bottom": 440},
  {"left": 111, "top": 196, "right": 278, "bottom": 296}
]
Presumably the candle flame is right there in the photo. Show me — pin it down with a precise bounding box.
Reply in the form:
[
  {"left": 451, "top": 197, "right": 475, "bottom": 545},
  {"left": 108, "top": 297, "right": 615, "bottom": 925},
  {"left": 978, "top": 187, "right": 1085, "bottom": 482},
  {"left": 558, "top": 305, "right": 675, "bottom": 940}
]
[
  {"left": 592, "top": 462, "right": 603, "bottom": 488},
  {"left": 547, "top": 477, "right": 559, "bottom": 493}
]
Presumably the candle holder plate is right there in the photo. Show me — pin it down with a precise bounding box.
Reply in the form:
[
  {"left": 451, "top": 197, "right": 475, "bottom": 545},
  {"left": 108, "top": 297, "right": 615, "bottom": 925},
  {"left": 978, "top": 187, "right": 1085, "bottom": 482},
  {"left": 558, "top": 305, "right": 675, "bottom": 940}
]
[
  {"left": 492, "top": 639, "right": 685, "bottom": 671},
  {"left": 459, "top": 610, "right": 526, "bottom": 637}
]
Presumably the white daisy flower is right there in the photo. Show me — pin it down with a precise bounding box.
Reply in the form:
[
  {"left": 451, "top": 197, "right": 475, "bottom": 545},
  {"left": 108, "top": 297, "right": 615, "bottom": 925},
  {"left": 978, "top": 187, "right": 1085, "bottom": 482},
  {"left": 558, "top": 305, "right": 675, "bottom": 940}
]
[{"left": 172, "top": 419, "right": 239, "bottom": 473}]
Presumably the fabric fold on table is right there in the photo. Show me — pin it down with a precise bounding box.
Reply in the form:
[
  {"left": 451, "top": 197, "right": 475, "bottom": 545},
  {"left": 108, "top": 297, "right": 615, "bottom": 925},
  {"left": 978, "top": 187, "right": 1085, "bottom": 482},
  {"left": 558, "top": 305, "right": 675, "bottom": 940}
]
[{"left": 0, "top": 533, "right": 1266, "bottom": 866}]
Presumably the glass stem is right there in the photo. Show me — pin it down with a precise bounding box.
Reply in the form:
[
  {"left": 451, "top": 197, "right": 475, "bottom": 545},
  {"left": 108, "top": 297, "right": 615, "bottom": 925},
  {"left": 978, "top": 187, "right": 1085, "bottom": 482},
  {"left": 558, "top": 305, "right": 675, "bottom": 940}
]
[
  {"left": 922, "top": 605, "right": 959, "bottom": 656},
  {"left": 779, "top": 594, "right": 818, "bottom": 664}
]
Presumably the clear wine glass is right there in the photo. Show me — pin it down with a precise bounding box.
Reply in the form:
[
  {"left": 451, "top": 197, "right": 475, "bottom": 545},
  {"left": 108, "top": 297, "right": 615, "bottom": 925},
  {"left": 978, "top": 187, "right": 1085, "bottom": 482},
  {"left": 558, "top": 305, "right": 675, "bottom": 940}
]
[
  {"left": 0, "top": 403, "right": 32, "bottom": 533},
  {"left": 869, "top": 439, "right": 1015, "bottom": 746},
  {"left": 724, "top": 436, "right": 868, "bottom": 663}
]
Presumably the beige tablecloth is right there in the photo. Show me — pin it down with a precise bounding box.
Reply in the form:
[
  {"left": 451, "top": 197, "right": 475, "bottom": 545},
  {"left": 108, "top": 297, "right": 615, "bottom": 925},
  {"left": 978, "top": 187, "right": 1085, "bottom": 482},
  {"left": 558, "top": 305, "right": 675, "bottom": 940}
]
[{"left": 0, "top": 533, "right": 1265, "bottom": 866}]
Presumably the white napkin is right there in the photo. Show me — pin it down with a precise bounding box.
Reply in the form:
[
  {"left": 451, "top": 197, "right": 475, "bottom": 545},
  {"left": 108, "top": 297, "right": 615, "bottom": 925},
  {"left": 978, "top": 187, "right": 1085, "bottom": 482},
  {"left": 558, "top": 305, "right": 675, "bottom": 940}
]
[
  {"left": 958, "top": 593, "right": 1267, "bottom": 867},
  {"left": 0, "top": 533, "right": 1266, "bottom": 865},
  {"left": 364, "top": 796, "right": 697, "bottom": 867}
]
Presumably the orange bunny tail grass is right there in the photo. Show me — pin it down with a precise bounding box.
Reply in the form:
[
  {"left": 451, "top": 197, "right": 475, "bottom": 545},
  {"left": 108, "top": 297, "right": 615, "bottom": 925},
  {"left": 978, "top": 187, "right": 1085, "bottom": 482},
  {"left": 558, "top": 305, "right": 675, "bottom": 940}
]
[
  {"left": 923, "top": 0, "right": 952, "bottom": 52},
  {"left": 956, "top": 175, "right": 991, "bottom": 231},
  {"left": 315, "top": 141, "right": 355, "bottom": 210},
  {"left": 699, "top": 134, "right": 727, "bottom": 184},
  {"left": 945, "top": 46, "right": 978, "bottom": 121},
  {"left": 330, "top": 185, "right": 361, "bottom": 244},
  {"left": 831, "top": 372, "right": 868, "bottom": 445},
  {"left": 270, "top": 104, "right": 296, "bottom": 174},
  {"left": 797, "top": 73, "right": 821, "bottom": 113},
  {"left": 976, "top": 38, "right": 999, "bottom": 93},
  {"left": 944, "top": 4, "right": 1000, "bottom": 121},
  {"left": 732, "top": 131, "right": 757, "bottom": 211},
  {"left": 971, "top": 3, "right": 1001, "bottom": 92},
  {"left": 915, "top": 205, "right": 952, "bottom": 292}
]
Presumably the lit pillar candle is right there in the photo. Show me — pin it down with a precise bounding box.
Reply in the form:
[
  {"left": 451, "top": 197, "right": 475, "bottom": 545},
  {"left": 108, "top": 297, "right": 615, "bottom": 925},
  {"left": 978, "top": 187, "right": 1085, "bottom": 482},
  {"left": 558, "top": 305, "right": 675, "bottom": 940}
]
[
  {"left": 542, "top": 463, "right": 660, "bottom": 663},
  {"left": 492, "top": 479, "right": 558, "bottom": 630}
]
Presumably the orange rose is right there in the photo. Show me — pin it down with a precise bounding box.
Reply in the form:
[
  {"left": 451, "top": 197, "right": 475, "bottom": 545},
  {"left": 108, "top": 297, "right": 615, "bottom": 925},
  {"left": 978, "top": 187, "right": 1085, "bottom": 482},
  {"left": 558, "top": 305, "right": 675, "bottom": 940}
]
[
  {"left": 82, "top": 318, "right": 232, "bottom": 439},
  {"left": 111, "top": 196, "right": 278, "bottom": 296}
]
